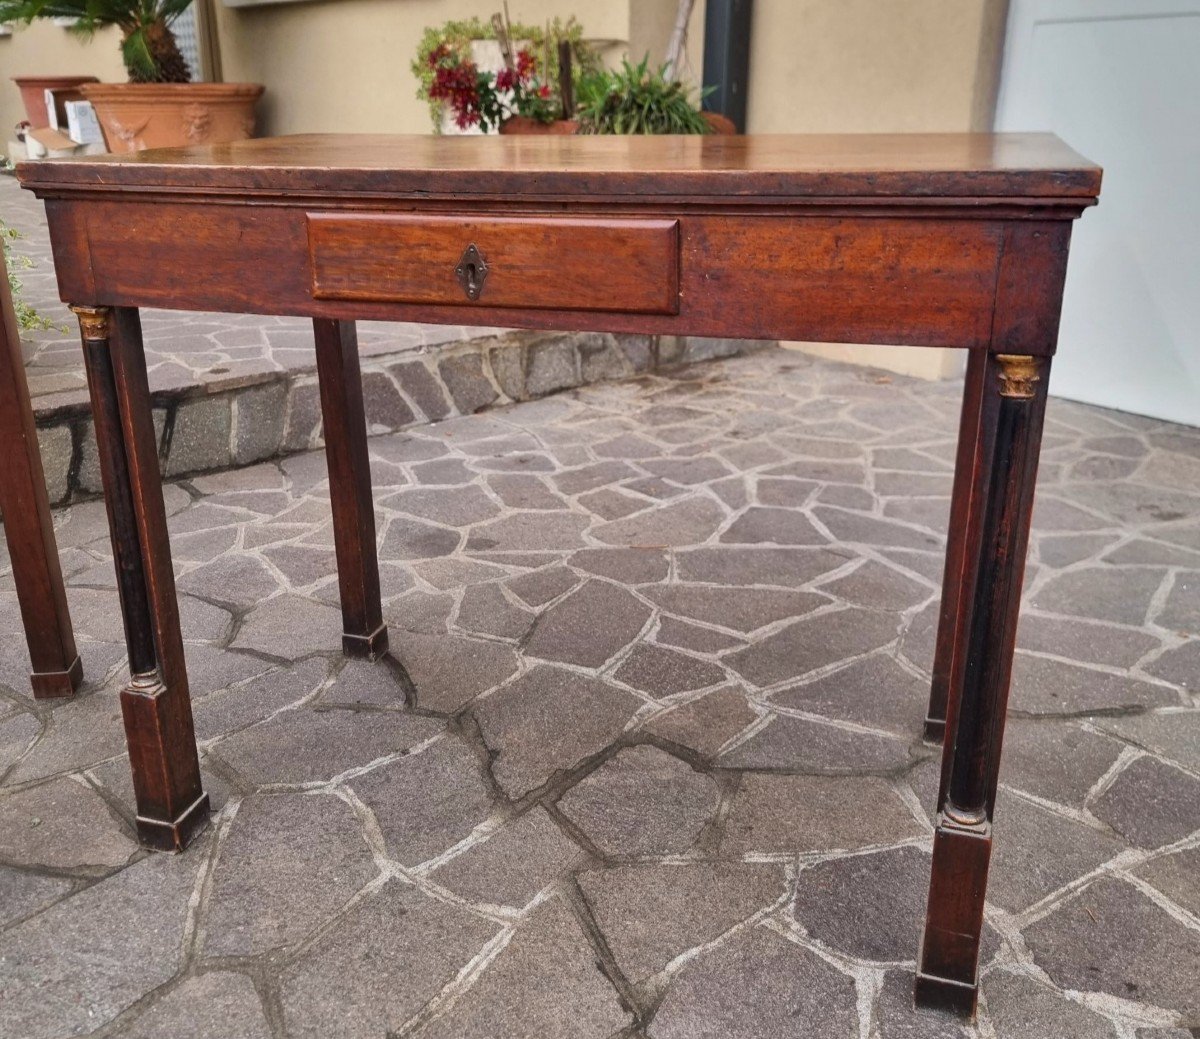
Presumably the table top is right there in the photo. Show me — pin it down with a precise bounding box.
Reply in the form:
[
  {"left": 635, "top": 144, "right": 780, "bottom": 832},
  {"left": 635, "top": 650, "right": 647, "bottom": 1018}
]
[{"left": 19, "top": 132, "right": 1101, "bottom": 201}]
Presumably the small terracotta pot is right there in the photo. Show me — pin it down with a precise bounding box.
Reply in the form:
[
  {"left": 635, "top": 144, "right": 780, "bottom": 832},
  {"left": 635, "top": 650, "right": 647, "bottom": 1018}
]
[
  {"left": 499, "top": 116, "right": 579, "bottom": 135},
  {"left": 11, "top": 76, "right": 100, "bottom": 126},
  {"left": 80, "top": 82, "right": 264, "bottom": 153},
  {"left": 701, "top": 111, "right": 739, "bottom": 135}
]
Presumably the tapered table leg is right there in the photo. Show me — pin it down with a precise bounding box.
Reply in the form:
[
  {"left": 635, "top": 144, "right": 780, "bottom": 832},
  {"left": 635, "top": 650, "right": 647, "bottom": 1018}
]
[
  {"left": 916, "top": 352, "right": 1050, "bottom": 1015},
  {"left": 313, "top": 318, "right": 388, "bottom": 660},
  {"left": 925, "top": 350, "right": 988, "bottom": 739},
  {"left": 75, "top": 305, "right": 209, "bottom": 852},
  {"left": 0, "top": 248, "right": 82, "bottom": 697}
]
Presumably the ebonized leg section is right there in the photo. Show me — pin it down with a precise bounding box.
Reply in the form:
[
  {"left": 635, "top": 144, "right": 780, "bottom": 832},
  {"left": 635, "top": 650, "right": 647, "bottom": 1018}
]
[
  {"left": 313, "top": 318, "right": 388, "bottom": 660},
  {"left": 925, "top": 350, "right": 988, "bottom": 739},
  {"left": 0, "top": 252, "right": 81, "bottom": 697},
  {"left": 916, "top": 353, "right": 1050, "bottom": 1015},
  {"left": 76, "top": 305, "right": 209, "bottom": 852}
]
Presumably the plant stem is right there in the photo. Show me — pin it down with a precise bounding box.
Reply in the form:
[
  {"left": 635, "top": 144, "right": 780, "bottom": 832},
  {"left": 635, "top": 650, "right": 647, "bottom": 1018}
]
[{"left": 663, "top": 0, "right": 697, "bottom": 80}]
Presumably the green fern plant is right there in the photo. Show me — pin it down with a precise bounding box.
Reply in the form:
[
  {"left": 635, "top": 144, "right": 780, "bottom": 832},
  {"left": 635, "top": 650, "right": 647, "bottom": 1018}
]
[
  {"left": 0, "top": 0, "right": 194, "bottom": 82},
  {"left": 575, "top": 56, "right": 711, "bottom": 135}
]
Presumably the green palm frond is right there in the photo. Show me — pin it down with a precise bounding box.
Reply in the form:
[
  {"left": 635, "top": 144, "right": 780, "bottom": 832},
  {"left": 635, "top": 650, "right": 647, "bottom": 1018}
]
[
  {"left": 0, "top": 0, "right": 81, "bottom": 21},
  {"left": 158, "top": 0, "right": 193, "bottom": 23},
  {"left": 0, "top": 0, "right": 193, "bottom": 80},
  {"left": 0, "top": 0, "right": 185, "bottom": 32},
  {"left": 120, "top": 25, "right": 155, "bottom": 78}
]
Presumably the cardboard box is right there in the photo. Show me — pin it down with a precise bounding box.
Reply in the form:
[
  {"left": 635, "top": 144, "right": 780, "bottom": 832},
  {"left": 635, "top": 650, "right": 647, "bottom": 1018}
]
[
  {"left": 64, "top": 100, "right": 104, "bottom": 146},
  {"left": 43, "top": 87, "right": 89, "bottom": 130},
  {"left": 24, "top": 126, "right": 85, "bottom": 159}
]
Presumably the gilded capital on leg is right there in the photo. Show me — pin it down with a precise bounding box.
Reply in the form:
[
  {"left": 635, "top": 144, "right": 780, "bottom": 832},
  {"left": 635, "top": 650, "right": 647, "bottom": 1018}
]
[
  {"left": 995, "top": 354, "right": 1041, "bottom": 399},
  {"left": 70, "top": 304, "right": 112, "bottom": 340}
]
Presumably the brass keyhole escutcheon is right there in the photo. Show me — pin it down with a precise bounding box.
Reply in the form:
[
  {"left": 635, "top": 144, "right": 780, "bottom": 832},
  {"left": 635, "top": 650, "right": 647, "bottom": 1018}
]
[{"left": 454, "top": 243, "right": 489, "bottom": 301}]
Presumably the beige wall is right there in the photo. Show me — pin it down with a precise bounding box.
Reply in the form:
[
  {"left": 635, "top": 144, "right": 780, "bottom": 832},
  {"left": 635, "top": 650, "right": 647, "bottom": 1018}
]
[
  {"left": 746, "top": 0, "right": 1008, "bottom": 378},
  {"left": 212, "top": 0, "right": 651, "bottom": 136},
  {"left": 745, "top": 0, "right": 1006, "bottom": 134},
  {"left": 0, "top": 22, "right": 126, "bottom": 145}
]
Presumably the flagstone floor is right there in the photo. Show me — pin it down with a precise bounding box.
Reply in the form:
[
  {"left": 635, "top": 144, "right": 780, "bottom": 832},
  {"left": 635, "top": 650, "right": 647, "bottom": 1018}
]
[{"left": 1, "top": 349, "right": 1198, "bottom": 1039}]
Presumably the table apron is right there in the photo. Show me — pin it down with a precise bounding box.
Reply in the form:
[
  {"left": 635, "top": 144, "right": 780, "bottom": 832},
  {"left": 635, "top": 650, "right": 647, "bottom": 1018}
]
[{"left": 46, "top": 200, "right": 1072, "bottom": 354}]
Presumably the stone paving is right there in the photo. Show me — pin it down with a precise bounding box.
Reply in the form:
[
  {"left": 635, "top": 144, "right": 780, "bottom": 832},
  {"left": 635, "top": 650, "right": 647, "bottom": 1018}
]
[
  {"left": 2, "top": 171, "right": 752, "bottom": 503},
  {"left": 1, "top": 348, "right": 1198, "bottom": 1039}
]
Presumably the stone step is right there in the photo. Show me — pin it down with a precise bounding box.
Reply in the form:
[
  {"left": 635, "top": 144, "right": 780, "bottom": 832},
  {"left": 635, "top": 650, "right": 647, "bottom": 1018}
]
[{"left": 33, "top": 330, "right": 766, "bottom": 505}]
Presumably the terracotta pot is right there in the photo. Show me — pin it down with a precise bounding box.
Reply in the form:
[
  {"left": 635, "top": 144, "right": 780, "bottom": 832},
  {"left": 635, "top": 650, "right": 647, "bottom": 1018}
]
[
  {"left": 11, "top": 76, "right": 100, "bottom": 126},
  {"left": 80, "top": 82, "right": 264, "bottom": 153},
  {"left": 500, "top": 116, "right": 579, "bottom": 135},
  {"left": 701, "top": 111, "right": 739, "bottom": 135}
]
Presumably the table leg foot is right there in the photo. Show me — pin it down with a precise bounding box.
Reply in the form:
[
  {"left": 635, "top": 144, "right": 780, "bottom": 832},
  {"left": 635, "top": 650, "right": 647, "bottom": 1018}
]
[
  {"left": 342, "top": 623, "right": 390, "bottom": 661},
  {"left": 914, "top": 969, "right": 978, "bottom": 1017},
  {"left": 119, "top": 672, "right": 211, "bottom": 851},
  {"left": 30, "top": 654, "right": 84, "bottom": 699},
  {"left": 136, "top": 790, "right": 212, "bottom": 852},
  {"left": 916, "top": 816, "right": 991, "bottom": 1016},
  {"left": 922, "top": 715, "right": 946, "bottom": 741}
]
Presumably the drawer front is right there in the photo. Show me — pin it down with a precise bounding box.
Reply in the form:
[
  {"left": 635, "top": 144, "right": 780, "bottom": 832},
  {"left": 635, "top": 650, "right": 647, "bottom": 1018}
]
[{"left": 307, "top": 213, "right": 680, "bottom": 315}]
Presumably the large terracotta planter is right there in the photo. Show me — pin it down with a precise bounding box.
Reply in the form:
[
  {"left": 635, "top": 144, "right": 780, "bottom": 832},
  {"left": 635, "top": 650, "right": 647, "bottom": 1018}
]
[
  {"left": 499, "top": 116, "right": 579, "bottom": 135},
  {"left": 80, "top": 82, "right": 264, "bottom": 153},
  {"left": 11, "top": 76, "right": 99, "bottom": 126}
]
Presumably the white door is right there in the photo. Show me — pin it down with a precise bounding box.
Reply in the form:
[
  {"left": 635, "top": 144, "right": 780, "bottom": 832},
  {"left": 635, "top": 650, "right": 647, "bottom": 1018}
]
[{"left": 995, "top": 0, "right": 1200, "bottom": 426}]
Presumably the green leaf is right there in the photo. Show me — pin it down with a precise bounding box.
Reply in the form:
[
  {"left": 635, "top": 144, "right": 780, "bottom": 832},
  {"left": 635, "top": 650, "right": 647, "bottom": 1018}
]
[
  {"left": 159, "top": 0, "right": 192, "bottom": 24},
  {"left": 120, "top": 24, "right": 156, "bottom": 79}
]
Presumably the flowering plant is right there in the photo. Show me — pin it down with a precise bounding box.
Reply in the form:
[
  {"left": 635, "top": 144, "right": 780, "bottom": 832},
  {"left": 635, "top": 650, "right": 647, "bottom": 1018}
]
[
  {"left": 412, "top": 17, "right": 596, "bottom": 132},
  {"left": 427, "top": 43, "right": 556, "bottom": 132}
]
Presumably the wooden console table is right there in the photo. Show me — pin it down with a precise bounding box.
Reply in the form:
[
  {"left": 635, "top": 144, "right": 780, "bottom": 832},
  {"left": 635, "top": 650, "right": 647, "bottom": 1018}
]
[
  {"left": 0, "top": 238, "right": 82, "bottom": 698},
  {"left": 18, "top": 133, "right": 1100, "bottom": 1015}
]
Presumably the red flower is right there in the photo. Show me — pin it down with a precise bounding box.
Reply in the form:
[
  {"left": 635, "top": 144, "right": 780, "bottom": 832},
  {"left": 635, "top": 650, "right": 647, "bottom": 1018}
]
[{"left": 427, "top": 41, "right": 556, "bottom": 133}]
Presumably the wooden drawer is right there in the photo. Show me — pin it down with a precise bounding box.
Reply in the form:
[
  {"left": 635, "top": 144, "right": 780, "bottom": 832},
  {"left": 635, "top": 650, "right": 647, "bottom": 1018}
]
[{"left": 307, "top": 213, "right": 680, "bottom": 315}]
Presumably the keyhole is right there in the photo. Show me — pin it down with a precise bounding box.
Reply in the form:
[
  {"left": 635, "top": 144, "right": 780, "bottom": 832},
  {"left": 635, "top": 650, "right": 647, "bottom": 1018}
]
[{"left": 455, "top": 244, "right": 488, "bottom": 301}]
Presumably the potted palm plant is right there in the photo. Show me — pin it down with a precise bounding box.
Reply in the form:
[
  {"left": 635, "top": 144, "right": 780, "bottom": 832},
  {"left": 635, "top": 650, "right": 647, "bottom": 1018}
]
[{"left": 0, "top": 0, "right": 262, "bottom": 153}]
